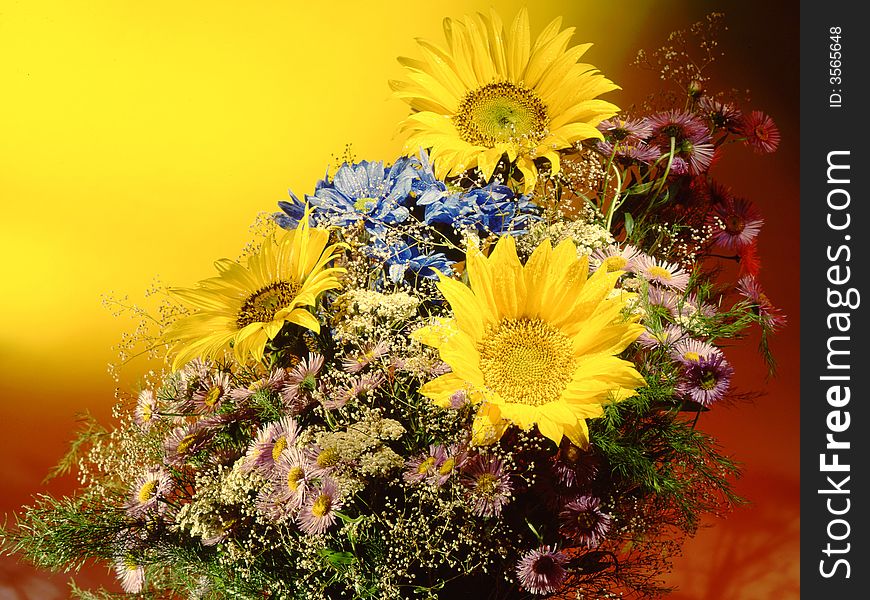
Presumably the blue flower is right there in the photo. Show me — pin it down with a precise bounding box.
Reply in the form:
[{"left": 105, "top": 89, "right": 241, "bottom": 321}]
[
  {"left": 274, "top": 191, "right": 310, "bottom": 230},
  {"left": 409, "top": 150, "right": 541, "bottom": 236},
  {"left": 300, "top": 159, "right": 417, "bottom": 235},
  {"left": 368, "top": 240, "right": 452, "bottom": 284}
]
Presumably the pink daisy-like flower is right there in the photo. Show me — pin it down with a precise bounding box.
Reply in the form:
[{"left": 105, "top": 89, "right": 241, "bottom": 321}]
[
  {"left": 635, "top": 255, "right": 691, "bottom": 291},
  {"left": 671, "top": 338, "right": 722, "bottom": 365},
  {"left": 190, "top": 371, "right": 231, "bottom": 413},
  {"left": 134, "top": 389, "right": 159, "bottom": 430},
  {"left": 285, "top": 353, "right": 325, "bottom": 389},
  {"left": 163, "top": 422, "right": 212, "bottom": 467},
  {"left": 737, "top": 276, "right": 787, "bottom": 331},
  {"left": 708, "top": 197, "right": 764, "bottom": 251},
  {"left": 637, "top": 324, "right": 685, "bottom": 350},
  {"left": 677, "top": 354, "right": 734, "bottom": 407},
  {"left": 114, "top": 555, "right": 145, "bottom": 594},
  {"left": 645, "top": 110, "right": 710, "bottom": 145},
  {"left": 552, "top": 441, "right": 599, "bottom": 489},
  {"left": 461, "top": 455, "right": 513, "bottom": 517},
  {"left": 243, "top": 416, "right": 300, "bottom": 475},
  {"left": 342, "top": 341, "right": 388, "bottom": 374},
  {"left": 740, "top": 110, "right": 781, "bottom": 153},
  {"left": 403, "top": 445, "right": 441, "bottom": 485},
  {"left": 698, "top": 97, "right": 743, "bottom": 133},
  {"left": 447, "top": 388, "right": 470, "bottom": 409},
  {"left": 305, "top": 442, "right": 343, "bottom": 478},
  {"left": 297, "top": 477, "right": 343, "bottom": 535},
  {"left": 515, "top": 545, "right": 568, "bottom": 596},
  {"left": 126, "top": 467, "right": 172, "bottom": 518},
  {"left": 680, "top": 139, "right": 716, "bottom": 173},
  {"left": 323, "top": 372, "right": 386, "bottom": 410},
  {"left": 559, "top": 496, "right": 612, "bottom": 547},
  {"left": 259, "top": 447, "right": 310, "bottom": 520},
  {"left": 228, "top": 369, "right": 286, "bottom": 402},
  {"left": 597, "top": 116, "right": 654, "bottom": 141},
  {"left": 430, "top": 444, "right": 468, "bottom": 486},
  {"left": 590, "top": 244, "right": 641, "bottom": 274},
  {"left": 646, "top": 286, "right": 680, "bottom": 316}
]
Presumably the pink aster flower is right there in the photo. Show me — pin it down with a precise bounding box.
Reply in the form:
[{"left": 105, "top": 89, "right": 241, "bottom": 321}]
[
  {"left": 461, "top": 455, "right": 513, "bottom": 517},
  {"left": 635, "top": 255, "right": 691, "bottom": 291},
  {"left": 698, "top": 97, "right": 743, "bottom": 133},
  {"left": 677, "top": 354, "right": 734, "bottom": 407},
  {"left": 189, "top": 371, "right": 231, "bottom": 413},
  {"left": 342, "top": 341, "right": 388, "bottom": 374},
  {"left": 671, "top": 338, "right": 722, "bottom": 365},
  {"left": 590, "top": 244, "right": 641, "bottom": 274},
  {"left": 708, "top": 197, "right": 764, "bottom": 251},
  {"left": 259, "top": 447, "right": 310, "bottom": 520},
  {"left": 243, "top": 416, "right": 300, "bottom": 475},
  {"left": 297, "top": 477, "right": 343, "bottom": 535},
  {"left": 737, "top": 276, "right": 787, "bottom": 331},
  {"left": 126, "top": 467, "right": 172, "bottom": 518},
  {"left": 559, "top": 496, "right": 612, "bottom": 547},
  {"left": 134, "top": 389, "right": 159, "bottom": 430},
  {"left": 740, "top": 110, "right": 781, "bottom": 153},
  {"left": 515, "top": 545, "right": 568, "bottom": 596},
  {"left": 114, "top": 555, "right": 145, "bottom": 594},
  {"left": 637, "top": 324, "right": 685, "bottom": 350}
]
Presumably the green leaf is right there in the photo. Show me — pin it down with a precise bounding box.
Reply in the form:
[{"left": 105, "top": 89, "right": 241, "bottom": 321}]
[{"left": 623, "top": 212, "right": 635, "bottom": 237}]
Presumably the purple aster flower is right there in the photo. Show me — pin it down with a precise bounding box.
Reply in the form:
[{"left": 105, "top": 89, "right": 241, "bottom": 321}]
[
  {"left": 737, "top": 276, "right": 787, "bottom": 331},
  {"left": 590, "top": 244, "right": 641, "bottom": 274},
  {"left": 637, "top": 324, "right": 685, "bottom": 350},
  {"left": 645, "top": 110, "right": 710, "bottom": 146},
  {"left": 646, "top": 286, "right": 680, "bottom": 316},
  {"left": 163, "top": 422, "right": 212, "bottom": 467},
  {"left": 552, "top": 441, "right": 599, "bottom": 489},
  {"left": 134, "top": 389, "right": 159, "bottom": 430},
  {"left": 677, "top": 354, "right": 734, "bottom": 407},
  {"left": 259, "top": 447, "right": 310, "bottom": 520},
  {"left": 698, "top": 97, "right": 743, "bottom": 133},
  {"left": 297, "top": 477, "right": 343, "bottom": 535},
  {"left": 403, "top": 445, "right": 440, "bottom": 485},
  {"left": 671, "top": 338, "right": 722, "bottom": 365},
  {"left": 114, "top": 555, "right": 145, "bottom": 594},
  {"left": 515, "top": 545, "right": 568, "bottom": 595},
  {"left": 228, "top": 369, "right": 285, "bottom": 402},
  {"left": 559, "top": 496, "right": 612, "bottom": 547},
  {"left": 461, "top": 455, "right": 513, "bottom": 517},
  {"left": 126, "top": 467, "right": 172, "bottom": 518},
  {"left": 342, "top": 340, "right": 388, "bottom": 374},
  {"left": 707, "top": 197, "right": 764, "bottom": 251},
  {"left": 243, "top": 416, "right": 300, "bottom": 475},
  {"left": 668, "top": 156, "right": 690, "bottom": 175},
  {"left": 740, "top": 110, "right": 781, "bottom": 154},
  {"left": 430, "top": 444, "right": 468, "bottom": 486},
  {"left": 189, "top": 371, "right": 231, "bottom": 413},
  {"left": 597, "top": 116, "right": 654, "bottom": 142},
  {"left": 305, "top": 443, "right": 344, "bottom": 478},
  {"left": 635, "top": 255, "right": 691, "bottom": 291}
]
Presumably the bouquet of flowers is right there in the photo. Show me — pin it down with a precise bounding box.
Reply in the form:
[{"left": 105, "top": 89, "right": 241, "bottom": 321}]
[{"left": 1, "top": 9, "right": 784, "bottom": 599}]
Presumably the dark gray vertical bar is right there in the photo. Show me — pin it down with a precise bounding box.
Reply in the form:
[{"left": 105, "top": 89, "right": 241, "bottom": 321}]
[{"left": 801, "top": 1, "right": 868, "bottom": 596}]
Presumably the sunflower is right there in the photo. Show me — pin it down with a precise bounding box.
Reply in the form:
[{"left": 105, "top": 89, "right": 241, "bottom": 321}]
[
  {"left": 164, "top": 217, "right": 344, "bottom": 369},
  {"left": 412, "top": 235, "right": 644, "bottom": 448},
  {"left": 391, "top": 8, "right": 620, "bottom": 193}
]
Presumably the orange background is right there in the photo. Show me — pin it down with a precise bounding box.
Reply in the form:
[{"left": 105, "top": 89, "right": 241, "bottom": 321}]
[{"left": 0, "top": 1, "right": 799, "bottom": 597}]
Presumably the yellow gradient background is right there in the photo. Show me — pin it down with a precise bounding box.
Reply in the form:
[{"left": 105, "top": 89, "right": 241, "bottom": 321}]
[{"left": 1, "top": 1, "right": 799, "bottom": 596}]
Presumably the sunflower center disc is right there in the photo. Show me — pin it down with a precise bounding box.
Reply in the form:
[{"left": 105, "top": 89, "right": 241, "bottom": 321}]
[
  {"left": 237, "top": 280, "right": 300, "bottom": 328},
  {"left": 454, "top": 81, "right": 549, "bottom": 147},
  {"left": 478, "top": 317, "right": 575, "bottom": 406}
]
